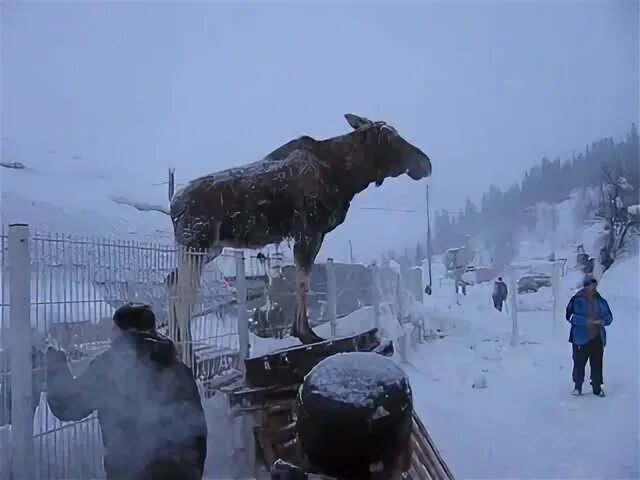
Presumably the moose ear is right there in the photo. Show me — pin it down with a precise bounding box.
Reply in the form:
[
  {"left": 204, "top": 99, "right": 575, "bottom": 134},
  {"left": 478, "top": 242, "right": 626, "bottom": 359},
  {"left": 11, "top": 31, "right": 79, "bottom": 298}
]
[{"left": 344, "top": 113, "right": 373, "bottom": 130}]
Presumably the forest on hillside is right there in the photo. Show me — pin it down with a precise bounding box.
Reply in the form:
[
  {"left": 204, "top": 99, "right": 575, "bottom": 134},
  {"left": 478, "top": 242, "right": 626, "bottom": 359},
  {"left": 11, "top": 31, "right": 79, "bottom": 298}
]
[{"left": 420, "top": 124, "right": 640, "bottom": 268}]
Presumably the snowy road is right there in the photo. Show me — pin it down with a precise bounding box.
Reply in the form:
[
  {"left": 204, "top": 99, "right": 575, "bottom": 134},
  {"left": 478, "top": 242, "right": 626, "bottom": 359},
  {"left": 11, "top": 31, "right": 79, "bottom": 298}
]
[{"left": 407, "top": 258, "right": 639, "bottom": 479}]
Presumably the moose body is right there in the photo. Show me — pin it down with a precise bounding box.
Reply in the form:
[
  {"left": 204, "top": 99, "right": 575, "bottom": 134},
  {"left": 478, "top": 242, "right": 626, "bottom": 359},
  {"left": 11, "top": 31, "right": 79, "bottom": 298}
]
[
  {"left": 170, "top": 114, "right": 432, "bottom": 345},
  {"left": 171, "top": 137, "right": 348, "bottom": 251}
]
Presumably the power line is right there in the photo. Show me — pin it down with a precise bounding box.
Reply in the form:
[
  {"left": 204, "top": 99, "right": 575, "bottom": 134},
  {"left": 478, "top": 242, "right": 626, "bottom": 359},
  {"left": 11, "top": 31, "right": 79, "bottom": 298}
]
[{"left": 357, "top": 206, "right": 419, "bottom": 213}]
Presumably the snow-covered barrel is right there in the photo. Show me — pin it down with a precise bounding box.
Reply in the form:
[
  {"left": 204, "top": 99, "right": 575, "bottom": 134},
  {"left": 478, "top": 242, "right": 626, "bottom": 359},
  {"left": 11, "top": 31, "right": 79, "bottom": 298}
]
[{"left": 295, "top": 352, "right": 413, "bottom": 478}]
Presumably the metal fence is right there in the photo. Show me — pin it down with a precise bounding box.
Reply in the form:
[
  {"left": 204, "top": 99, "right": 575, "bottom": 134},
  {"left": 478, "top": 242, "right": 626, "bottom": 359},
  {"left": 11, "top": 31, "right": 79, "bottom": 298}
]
[
  {"left": 1, "top": 225, "right": 248, "bottom": 479},
  {"left": 1, "top": 229, "right": 10, "bottom": 473},
  {"left": 244, "top": 259, "right": 424, "bottom": 341},
  {"left": 1, "top": 223, "right": 424, "bottom": 479}
]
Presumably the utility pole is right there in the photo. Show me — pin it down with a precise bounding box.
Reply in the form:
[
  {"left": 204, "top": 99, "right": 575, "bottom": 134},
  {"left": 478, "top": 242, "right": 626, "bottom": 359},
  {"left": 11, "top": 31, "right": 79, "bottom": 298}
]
[{"left": 425, "top": 185, "right": 433, "bottom": 295}]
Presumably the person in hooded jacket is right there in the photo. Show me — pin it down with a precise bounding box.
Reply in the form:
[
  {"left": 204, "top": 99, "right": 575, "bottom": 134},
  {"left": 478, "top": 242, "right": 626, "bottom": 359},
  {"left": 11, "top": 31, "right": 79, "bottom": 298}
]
[
  {"left": 45, "top": 303, "right": 207, "bottom": 480},
  {"left": 492, "top": 277, "right": 508, "bottom": 312},
  {"left": 565, "top": 278, "right": 613, "bottom": 397}
]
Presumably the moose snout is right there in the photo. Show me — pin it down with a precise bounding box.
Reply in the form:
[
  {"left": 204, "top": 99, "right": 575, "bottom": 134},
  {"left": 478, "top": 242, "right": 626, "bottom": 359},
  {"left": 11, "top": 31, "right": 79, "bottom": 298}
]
[{"left": 407, "top": 146, "right": 432, "bottom": 180}]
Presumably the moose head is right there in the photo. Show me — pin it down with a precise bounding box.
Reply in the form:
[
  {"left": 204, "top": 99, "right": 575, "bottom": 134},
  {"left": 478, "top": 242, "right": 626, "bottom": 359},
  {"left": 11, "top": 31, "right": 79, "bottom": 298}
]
[{"left": 344, "top": 113, "right": 432, "bottom": 186}]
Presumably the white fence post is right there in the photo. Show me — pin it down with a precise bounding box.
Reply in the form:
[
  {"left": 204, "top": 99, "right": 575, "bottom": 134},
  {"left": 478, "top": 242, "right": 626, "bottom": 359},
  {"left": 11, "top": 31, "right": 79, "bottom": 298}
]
[
  {"left": 233, "top": 250, "right": 253, "bottom": 480},
  {"left": 8, "top": 224, "right": 34, "bottom": 480},
  {"left": 412, "top": 267, "right": 423, "bottom": 304},
  {"left": 551, "top": 260, "right": 561, "bottom": 332},
  {"left": 326, "top": 258, "right": 337, "bottom": 337},
  {"left": 507, "top": 265, "right": 519, "bottom": 346},
  {"left": 395, "top": 272, "right": 408, "bottom": 364},
  {"left": 235, "top": 250, "right": 249, "bottom": 377},
  {"left": 371, "top": 263, "right": 380, "bottom": 330}
]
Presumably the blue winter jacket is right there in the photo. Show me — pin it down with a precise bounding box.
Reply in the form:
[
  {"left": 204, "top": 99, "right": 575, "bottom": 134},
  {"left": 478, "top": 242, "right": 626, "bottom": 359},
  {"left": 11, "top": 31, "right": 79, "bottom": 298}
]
[{"left": 565, "top": 289, "right": 613, "bottom": 346}]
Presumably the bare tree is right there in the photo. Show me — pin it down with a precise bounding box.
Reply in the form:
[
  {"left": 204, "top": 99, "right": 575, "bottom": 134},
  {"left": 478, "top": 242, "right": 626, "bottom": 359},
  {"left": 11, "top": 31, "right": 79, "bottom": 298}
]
[{"left": 598, "top": 167, "right": 638, "bottom": 271}]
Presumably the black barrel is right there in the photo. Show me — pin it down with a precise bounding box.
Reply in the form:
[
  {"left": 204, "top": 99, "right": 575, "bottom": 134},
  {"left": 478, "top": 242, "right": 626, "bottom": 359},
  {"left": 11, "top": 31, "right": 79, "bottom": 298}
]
[{"left": 295, "top": 352, "right": 413, "bottom": 479}]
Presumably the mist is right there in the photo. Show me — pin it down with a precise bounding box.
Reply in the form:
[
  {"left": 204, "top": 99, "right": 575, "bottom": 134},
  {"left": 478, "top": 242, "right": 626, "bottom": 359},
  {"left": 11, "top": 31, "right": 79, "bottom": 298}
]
[{"left": 1, "top": 1, "right": 637, "bottom": 262}]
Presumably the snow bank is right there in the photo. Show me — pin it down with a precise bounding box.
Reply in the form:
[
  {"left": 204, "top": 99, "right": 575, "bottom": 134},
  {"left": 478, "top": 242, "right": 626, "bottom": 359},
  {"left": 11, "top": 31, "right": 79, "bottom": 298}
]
[
  {"left": 300, "top": 352, "right": 409, "bottom": 408},
  {"left": 249, "top": 303, "right": 407, "bottom": 358},
  {"left": 599, "top": 254, "right": 640, "bottom": 303}
]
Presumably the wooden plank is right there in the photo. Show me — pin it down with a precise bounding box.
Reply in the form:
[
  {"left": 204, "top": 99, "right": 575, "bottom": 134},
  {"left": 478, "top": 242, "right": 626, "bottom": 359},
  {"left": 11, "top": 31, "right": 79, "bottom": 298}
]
[
  {"left": 227, "top": 326, "right": 454, "bottom": 480},
  {"left": 409, "top": 410, "right": 455, "bottom": 480},
  {"left": 244, "top": 329, "right": 380, "bottom": 387}
]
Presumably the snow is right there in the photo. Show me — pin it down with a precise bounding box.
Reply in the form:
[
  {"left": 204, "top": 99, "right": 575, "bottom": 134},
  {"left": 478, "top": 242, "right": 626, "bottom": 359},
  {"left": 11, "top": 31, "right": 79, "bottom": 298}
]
[
  {"left": 1, "top": 176, "right": 637, "bottom": 478},
  {"left": 301, "top": 352, "right": 409, "bottom": 409},
  {"left": 110, "top": 195, "right": 170, "bottom": 216},
  {"left": 403, "top": 252, "right": 639, "bottom": 479},
  {"left": 1, "top": 146, "right": 172, "bottom": 240},
  {"left": 599, "top": 255, "right": 640, "bottom": 304},
  {"left": 247, "top": 243, "right": 637, "bottom": 478},
  {"left": 514, "top": 188, "right": 606, "bottom": 265},
  {"left": 248, "top": 302, "right": 407, "bottom": 359}
]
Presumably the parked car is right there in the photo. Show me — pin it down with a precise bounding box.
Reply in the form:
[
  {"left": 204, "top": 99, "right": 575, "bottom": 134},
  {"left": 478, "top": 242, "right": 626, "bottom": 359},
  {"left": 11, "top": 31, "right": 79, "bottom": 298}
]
[{"left": 517, "top": 273, "right": 551, "bottom": 294}]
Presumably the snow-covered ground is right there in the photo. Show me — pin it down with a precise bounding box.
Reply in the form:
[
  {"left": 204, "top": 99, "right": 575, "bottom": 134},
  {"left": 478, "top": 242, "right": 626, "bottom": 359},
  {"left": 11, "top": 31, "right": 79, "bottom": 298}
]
[
  {"left": 405, "top": 254, "right": 639, "bottom": 479},
  {"left": 240, "top": 249, "right": 638, "bottom": 478},
  {"left": 244, "top": 249, "right": 638, "bottom": 478}
]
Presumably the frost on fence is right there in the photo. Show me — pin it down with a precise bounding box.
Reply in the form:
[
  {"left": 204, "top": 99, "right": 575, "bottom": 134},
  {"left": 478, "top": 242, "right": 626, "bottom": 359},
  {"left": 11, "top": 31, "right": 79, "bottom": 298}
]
[
  {"left": 0, "top": 232, "right": 243, "bottom": 479},
  {"left": 28, "top": 234, "right": 236, "bottom": 350},
  {"left": 246, "top": 260, "right": 377, "bottom": 340}
]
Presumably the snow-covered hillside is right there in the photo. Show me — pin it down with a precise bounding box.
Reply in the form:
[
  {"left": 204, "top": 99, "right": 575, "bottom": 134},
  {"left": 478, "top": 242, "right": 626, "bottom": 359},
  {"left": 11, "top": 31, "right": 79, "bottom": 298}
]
[
  {"left": 513, "top": 187, "right": 607, "bottom": 265},
  {"left": 1, "top": 148, "right": 171, "bottom": 240}
]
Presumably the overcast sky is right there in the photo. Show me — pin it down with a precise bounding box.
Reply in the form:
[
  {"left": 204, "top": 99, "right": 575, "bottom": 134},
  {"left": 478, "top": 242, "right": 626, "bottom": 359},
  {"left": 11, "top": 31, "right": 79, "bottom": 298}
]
[{"left": 2, "top": 0, "right": 638, "bottom": 262}]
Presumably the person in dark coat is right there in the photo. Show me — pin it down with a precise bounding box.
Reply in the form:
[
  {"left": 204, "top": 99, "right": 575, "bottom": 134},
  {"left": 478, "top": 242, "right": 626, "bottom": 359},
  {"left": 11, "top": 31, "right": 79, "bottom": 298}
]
[
  {"left": 565, "top": 278, "right": 613, "bottom": 397},
  {"left": 492, "top": 277, "right": 508, "bottom": 312},
  {"left": 46, "top": 303, "right": 207, "bottom": 479}
]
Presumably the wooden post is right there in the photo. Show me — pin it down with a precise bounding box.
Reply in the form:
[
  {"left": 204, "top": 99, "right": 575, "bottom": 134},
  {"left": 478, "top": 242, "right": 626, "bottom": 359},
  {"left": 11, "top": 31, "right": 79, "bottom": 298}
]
[
  {"left": 235, "top": 250, "right": 249, "bottom": 376},
  {"left": 326, "top": 258, "right": 337, "bottom": 337},
  {"left": 8, "top": 224, "right": 34, "bottom": 479}
]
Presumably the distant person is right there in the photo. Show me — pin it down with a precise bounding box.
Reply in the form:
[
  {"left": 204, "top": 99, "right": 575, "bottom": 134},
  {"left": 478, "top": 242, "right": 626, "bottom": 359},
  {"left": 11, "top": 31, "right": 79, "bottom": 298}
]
[
  {"left": 492, "top": 277, "right": 508, "bottom": 312},
  {"left": 565, "top": 278, "right": 613, "bottom": 397},
  {"left": 46, "top": 303, "right": 207, "bottom": 480}
]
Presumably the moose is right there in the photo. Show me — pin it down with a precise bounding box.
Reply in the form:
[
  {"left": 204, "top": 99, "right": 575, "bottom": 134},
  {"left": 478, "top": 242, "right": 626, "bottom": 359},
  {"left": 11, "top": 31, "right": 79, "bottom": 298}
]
[{"left": 169, "top": 113, "right": 432, "bottom": 345}]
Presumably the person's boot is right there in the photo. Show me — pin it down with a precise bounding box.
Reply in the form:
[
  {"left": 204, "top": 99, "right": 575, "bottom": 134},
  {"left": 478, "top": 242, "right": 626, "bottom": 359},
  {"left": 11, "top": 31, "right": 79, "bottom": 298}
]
[
  {"left": 572, "top": 384, "right": 582, "bottom": 396},
  {"left": 592, "top": 386, "right": 605, "bottom": 397}
]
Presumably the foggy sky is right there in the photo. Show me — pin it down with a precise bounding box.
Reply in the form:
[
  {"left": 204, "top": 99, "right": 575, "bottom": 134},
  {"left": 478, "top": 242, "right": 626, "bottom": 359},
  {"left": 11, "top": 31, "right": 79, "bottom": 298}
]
[{"left": 2, "top": 1, "right": 638, "bottom": 262}]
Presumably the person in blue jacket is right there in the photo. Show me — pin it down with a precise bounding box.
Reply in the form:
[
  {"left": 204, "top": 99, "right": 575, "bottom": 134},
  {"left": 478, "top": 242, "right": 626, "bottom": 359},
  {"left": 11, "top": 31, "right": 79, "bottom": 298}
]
[{"left": 565, "top": 278, "right": 613, "bottom": 396}]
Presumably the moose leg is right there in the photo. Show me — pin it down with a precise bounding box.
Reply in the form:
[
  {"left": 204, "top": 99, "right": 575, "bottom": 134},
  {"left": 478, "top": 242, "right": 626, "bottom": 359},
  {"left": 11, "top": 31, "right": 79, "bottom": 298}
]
[
  {"left": 291, "top": 233, "right": 324, "bottom": 344},
  {"left": 170, "top": 245, "right": 222, "bottom": 367}
]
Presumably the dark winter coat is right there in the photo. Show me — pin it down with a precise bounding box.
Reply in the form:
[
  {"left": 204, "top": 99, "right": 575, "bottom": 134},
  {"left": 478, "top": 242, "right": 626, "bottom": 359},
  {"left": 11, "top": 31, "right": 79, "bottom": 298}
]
[
  {"left": 46, "top": 330, "right": 207, "bottom": 480},
  {"left": 492, "top": 281, "right": 508, "bottom": 301},
  {"left": 565, "top": 289, "right": 613, "bottom": 347}
]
